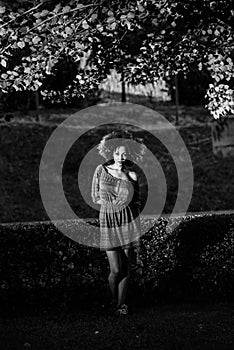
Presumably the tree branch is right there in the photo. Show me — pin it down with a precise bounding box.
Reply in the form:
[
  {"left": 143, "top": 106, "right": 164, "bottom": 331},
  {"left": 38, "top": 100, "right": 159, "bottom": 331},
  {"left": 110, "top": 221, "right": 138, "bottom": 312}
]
[
  {"left": 25, "top": 2, "right": 102, "bottom": 35},
  {"left": 0, "top": 2, "right": 44, "bottom": 30},
  {"left": 74, "top": 4, "right": 98, "bottom": 33}
]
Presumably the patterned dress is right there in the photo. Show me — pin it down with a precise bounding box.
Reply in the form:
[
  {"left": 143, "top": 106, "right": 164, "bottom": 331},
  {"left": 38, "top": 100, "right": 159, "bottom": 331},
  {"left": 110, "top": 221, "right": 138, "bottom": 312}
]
[{"left": 91, "top": 164, "right": 141, "bottom": 251}]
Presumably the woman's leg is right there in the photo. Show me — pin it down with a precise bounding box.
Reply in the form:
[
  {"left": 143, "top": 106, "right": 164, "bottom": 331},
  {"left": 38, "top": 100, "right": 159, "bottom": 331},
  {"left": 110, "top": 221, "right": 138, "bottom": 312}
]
[
  {"left": 106, "top": 250, "right": 122, "bottom": 305},
  {"left": 117, "top": 247, "right": 134, "bottom": 307}
]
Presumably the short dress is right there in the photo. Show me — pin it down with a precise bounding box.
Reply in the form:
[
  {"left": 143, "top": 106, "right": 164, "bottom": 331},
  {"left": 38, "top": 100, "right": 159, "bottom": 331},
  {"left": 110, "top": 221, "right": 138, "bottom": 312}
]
[{"left": 91, "top": 164, "right": 141, "bottom": 251}]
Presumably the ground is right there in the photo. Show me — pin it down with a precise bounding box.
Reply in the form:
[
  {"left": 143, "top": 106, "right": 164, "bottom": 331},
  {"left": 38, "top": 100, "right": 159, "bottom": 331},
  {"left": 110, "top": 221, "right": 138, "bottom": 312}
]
[{"left": 0, "top": 301, "right": 233, "bottom": 350}]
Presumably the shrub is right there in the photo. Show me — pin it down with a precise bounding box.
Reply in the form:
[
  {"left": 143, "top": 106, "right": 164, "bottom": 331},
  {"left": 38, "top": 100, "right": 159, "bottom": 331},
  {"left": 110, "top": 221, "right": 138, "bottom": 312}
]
[
  {"left": 0, "top": 213, "right": 233, "bottom": 310},
  {"left": 137, "top": 214, "right": 234, "bottom": 302}
]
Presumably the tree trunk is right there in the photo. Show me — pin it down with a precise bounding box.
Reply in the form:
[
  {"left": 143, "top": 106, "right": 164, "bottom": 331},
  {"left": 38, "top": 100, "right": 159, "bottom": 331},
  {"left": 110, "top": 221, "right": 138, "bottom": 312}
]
[
  {"left": 0, "top": 90, "right": 5, "bottom": 121},
  {"left": 121, "top": 71, "right": 126, "bottom": 102},
  {"left": 34, "top": 90, "right": 40, "bottom": 122},
  {"left": 174, "top": 74, "right": 179, "bottom": 125}
]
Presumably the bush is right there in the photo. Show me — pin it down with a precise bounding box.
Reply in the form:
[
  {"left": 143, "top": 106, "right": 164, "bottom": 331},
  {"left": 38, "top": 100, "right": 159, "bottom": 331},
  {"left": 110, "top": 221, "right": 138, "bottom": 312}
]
[
  {"left": 137, "top": 214, "right": 234, "bottom": 302},
  {"left": 0, "top": 213, "right": 233, "bottom": 311}
]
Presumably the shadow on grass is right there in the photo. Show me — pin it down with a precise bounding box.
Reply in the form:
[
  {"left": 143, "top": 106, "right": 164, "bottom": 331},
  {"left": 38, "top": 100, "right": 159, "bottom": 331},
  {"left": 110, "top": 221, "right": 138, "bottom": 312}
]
[{"left": 0, "top": 297, "right": 233, "bottom": 350}]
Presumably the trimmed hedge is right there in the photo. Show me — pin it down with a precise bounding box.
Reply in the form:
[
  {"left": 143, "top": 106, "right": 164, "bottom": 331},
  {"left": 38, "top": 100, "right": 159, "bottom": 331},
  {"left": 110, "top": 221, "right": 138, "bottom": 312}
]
[
  {"left": 137, "top": 213, "right": 234, "bottom": 303},
  {"left": 0, "top": 213, "right": 233, "bottom": 311}
]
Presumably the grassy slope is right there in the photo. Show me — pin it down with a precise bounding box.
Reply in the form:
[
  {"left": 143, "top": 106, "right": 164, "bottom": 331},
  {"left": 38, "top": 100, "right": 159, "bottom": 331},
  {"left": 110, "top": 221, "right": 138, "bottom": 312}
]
[{"left": 0, "top": 104, "right": 234, "bottom": 223}]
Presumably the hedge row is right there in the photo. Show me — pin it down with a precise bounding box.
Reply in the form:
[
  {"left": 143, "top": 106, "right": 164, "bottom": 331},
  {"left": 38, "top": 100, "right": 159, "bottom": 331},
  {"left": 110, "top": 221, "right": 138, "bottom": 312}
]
[{"left": 0, "top": 213, "right": 233, "bottom": 311}]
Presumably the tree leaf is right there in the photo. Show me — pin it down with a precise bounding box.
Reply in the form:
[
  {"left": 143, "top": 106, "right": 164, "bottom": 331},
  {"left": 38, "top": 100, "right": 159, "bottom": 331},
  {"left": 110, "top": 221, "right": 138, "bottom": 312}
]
[
  {"left": 63, "top": 5, "right": 71, "bottom": 13},
  {"left": 32, "top": 36, "right": 41, "bottom": 44},
  {"left": 33, "top": 12, "right": 41, "bottom": 19},
  {"left": 109, "top": 22, "right": 117, "bottom": 31},
  {"left": 82, "top": 20, "right": 89, "bottom": 29},
  {"left": 127, "top": 12, "right": 135, "bottom": 19},
  {"left": 137, "top": 1, "right": 144, "bottom": 12},
  {"left": 0, "top": 5, "right": 5, "bottom": 14},
  {"left": 24, "top": 67, "right": 31, "bottom": 74},
  {"left": 1, "top": 73, "right": 8, "bottom": 79},
  {"left": 17, "top": 41, "right": 25, "bottom": 49},
  {"left": 1, "top": 58, "right": 7, "bottom": 67},
  {"left": 65, "top": 26, "right": 73, "bottom": 35}
]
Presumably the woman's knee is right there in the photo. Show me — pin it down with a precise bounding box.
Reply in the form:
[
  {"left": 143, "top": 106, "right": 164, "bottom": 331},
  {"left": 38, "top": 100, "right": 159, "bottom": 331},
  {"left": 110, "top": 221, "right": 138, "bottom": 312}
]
[
  {"left": 109, "top": 268, "right": 122, "bottom": 280},
  {"left": 107, "top": 250, "right": 131, "bottom": 279},
  {"left": 109, "top": 263, "right": 130, "bottom": 278}
]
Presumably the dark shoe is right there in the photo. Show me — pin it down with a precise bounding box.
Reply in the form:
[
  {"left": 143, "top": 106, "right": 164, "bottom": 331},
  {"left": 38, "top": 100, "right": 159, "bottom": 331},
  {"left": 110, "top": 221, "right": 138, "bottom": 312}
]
[{"left": 115, "top": 303, "right": 129, "bottom": 316}]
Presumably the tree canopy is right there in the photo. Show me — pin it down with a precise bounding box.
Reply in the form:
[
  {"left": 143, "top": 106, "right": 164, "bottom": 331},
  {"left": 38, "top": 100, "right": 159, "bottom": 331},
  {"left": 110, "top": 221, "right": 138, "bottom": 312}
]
[{"left": 0, "top": 0, "right": 233, "bottom": 118}]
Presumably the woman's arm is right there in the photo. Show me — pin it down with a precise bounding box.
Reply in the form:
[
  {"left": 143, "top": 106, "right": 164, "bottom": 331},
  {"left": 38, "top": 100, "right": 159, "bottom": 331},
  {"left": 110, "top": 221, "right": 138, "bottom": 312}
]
[
  {"left": 91, "top": 164, "right": 103, "bottom": 204},
  {"left": 129, "top": 171, "right": 141, "bottom": 211}
]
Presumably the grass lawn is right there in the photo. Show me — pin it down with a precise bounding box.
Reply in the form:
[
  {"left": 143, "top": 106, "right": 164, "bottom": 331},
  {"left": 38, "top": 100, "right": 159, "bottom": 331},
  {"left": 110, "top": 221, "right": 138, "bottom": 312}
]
[
  {"left": 1, "top": 103, "right": 234, "bottom": 223},
  {"left": 0, "top": 301, "right": 233, "bottom": 350}
]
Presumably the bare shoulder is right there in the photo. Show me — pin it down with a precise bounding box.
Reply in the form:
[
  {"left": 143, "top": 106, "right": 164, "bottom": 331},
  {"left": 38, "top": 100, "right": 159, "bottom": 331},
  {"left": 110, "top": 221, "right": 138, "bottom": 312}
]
[{"left": 128, "top": 171, "right": 138, "bottom": 181}]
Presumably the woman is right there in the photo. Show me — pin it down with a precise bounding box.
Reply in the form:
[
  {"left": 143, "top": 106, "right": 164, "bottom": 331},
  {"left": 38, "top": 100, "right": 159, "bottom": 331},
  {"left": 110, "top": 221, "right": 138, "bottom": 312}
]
[{"left": 91, "top": 130, "right": 146, "bottom": 315}]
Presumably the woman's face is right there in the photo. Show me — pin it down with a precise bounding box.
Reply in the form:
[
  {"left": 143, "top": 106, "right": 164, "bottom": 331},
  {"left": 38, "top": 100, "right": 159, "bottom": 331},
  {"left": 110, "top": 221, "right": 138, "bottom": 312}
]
[{"left": 113, "top": 146, "right": 128, "bottom": 165}]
